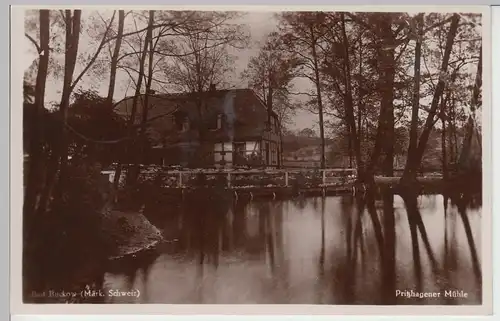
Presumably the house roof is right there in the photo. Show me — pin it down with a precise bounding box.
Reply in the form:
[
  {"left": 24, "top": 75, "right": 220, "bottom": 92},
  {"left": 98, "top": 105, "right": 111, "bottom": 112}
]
[
  {"left": 113, "top": 88, "right": 279, "bottom": 144},
  {"left": 114, "top": 88, "right": 276, "bottom": 120}
]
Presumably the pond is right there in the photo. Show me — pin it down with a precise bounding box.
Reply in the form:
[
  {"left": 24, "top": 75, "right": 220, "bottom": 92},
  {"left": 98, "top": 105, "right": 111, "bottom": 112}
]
[{"left": 102, "top": 193, "right": 482, "bottom": 305}]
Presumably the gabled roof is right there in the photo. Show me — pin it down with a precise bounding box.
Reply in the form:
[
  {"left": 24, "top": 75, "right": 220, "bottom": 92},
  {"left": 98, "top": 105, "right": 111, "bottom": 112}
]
[
  {"left": 114, "top": 88, "right": 276, "bottom": 123},
  {"left": 113, "top": 88, "right": 279, "bottom": 144}
]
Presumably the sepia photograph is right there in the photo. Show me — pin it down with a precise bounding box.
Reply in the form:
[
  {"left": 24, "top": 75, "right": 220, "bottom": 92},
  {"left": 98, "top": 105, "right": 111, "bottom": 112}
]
[{"left": 13, "top": 5, "right": 489, "bottom": 311}]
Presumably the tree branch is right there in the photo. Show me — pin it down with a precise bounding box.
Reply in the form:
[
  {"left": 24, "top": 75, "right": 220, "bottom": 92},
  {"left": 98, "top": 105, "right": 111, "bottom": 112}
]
[
  {"left": 25, "top": 33, "right": 41, "bottom": 53},
  {"left": 423, "top": 15, "right": 455, "bottom": 34},
  {"left": 69, "top": 12, "right": 116, "bottom": 92}
]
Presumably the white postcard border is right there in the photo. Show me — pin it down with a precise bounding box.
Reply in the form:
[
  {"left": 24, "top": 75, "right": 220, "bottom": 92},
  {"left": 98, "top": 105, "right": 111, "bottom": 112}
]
[{"left": 9, "top": 4, "right": 495, "bottom": 317}]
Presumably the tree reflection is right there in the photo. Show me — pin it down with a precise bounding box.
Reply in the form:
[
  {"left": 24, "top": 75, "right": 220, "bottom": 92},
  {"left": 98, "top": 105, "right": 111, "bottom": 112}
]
[
  {"left": 262, "top": 202, "right": 275, "bottom": 273},
  {"left": 319, "top": 197, "right": 326, "bottom": 276},
  {"left": 454, "top": 192, "right": 482, "bottom": 291},
  {"left": 364, "top": 189, "right": 385, "bottom": 259},
  {"left": 176, "top": 175, "right": 234, "bottom": 271},
  {"left": 103, "top": 188, "right": 481, "bottom": 305},
  {"left": 381, "top": 187, "right": 396, "bottom": 304},
  {"left": 402, "top": 193, "right": 423, "bottom": 293},
  {"left": 344, "top": 194, "right": 356, "bottom": 303}
]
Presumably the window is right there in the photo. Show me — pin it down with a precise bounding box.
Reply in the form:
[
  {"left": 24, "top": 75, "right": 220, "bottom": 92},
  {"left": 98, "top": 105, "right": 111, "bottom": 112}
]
[
  {"left": 245, "top": 141, "right": 259, "bottom": 155},
  {"left": 209, "top": 114, "right": 223, "bottom": 130},
  {"left": 233, "top": 142, "right": 246, "bottom": 165},
  {"left": 181, "top": 119, "right": 189, "bottom": 132},
  {"left": 270, "top": 142, "right": 277, "bottom": 165},
  {"left": 214, "top": 142, "right": 233, "bottom": 165},
  {"left": 217, "top": 114, "right": 223, "bottom": 129},
  {"left": 172, "top": 111, "right": 189, "bottom": 132},
  {"left": 234, "top": 142, "right": 245, "bottom": 155},
  {"left": 262, "top": 141, "right": 270, "bottom": 165}
]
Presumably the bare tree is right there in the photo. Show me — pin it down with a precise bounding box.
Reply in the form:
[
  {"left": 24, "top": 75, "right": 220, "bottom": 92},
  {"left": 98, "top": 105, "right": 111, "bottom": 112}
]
[
  {"left": 23, "top": 9, "right": 50, "bottom": 241},
  {"left": 242, "top": 32, "right": 299, "bottom": 167},
  {"left": 114, "top": 10, "right": 155, "bottom": 188},
  {"left": 159, "top": 12, "right": 249, "bottom": 166},
  {"left": 277, "top": 12, "right": 328, "bottom": 169},
  {"left": 39, "top": 9, "right": 83, "bottom": 214},
  {"left": 107, "top": 10, "right": 125, "bottom": 106},
  {"left": 402, "top": 14, "right": 461, "bottom": 184}
]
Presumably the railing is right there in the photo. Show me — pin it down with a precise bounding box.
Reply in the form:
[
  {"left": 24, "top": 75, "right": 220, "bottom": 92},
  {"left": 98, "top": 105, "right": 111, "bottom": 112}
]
[{"left": 102, "top": 167, "right": 357, "bottom": 189}]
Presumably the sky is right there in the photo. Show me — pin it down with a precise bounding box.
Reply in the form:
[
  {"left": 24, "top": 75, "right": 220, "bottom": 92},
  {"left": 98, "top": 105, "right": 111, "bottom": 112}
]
[{"left": 23, "top": 10, "right": 318, "bottom": 131}]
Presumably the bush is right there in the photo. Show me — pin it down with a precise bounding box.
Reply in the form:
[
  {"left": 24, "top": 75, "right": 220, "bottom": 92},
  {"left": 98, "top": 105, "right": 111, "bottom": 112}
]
[{"left": 24, "top": 162, "right": 114, "bottom": 297}]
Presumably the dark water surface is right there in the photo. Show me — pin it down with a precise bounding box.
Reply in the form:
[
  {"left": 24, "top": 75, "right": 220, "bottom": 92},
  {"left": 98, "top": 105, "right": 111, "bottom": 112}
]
[{"left": 102, "top": 194, "right": 482, "bottom": 304}]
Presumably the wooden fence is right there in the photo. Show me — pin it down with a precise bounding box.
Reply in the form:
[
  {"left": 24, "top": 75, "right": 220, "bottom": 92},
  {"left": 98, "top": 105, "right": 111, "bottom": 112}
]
[{"left": 102, "top": 168, "right": 358, "bottom": 190}]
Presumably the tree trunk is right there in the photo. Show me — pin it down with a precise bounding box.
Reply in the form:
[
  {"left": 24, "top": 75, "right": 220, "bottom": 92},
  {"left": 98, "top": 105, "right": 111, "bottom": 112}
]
[
  {"left": 357, "top": 31, "right": 363, "bottom": 145},
  {"left": 23, "top": 9, "right": 51, "bottom": 295},
  {"left": 406, "top": 14, "right": 460, "bottom": 178},
  {"left": 266, "top": 79, "right": 276, "bottom": 167},
  {"left": 107, "top": 10, "right": 125, "bottom": 107},
  {"left": 310, "top": 25, "right": 326, "bottom": 169},
  {"left": 437, "top": 86, "right": 453, "bottom": 181},
  {"left": 267, "top": 76, "right": 273, "bottom": 129},
  {"left": 458, "top": 48, "right": 482, "bottom": 173},
  {"left": 448, "top": 108, "right": 455, "bottom": 165},
  {"left": 365, "top": 16, "right": 397, "bottom": 183},
  {"left": 114, "top": 12, "right": 153, "bottom": 190},
  {"left": 38, "top": 10, "right": 81, "bottom": 214},
  {"left": 347, "top": 126, "right": 353, "bottom": 168},
  {"left": 340, "top": 13, "right": 364, "bottom": 177},
  {"left": 58, "top": 10, "right": 82, "bottom": 186},
  {"left": 106, "top": 10, "right": 125, "bottom": 203},
  {"left": 379, "top": 21, "right": 396, "bottom": 178},
  {"left": 24, "top": 9, "right": 50, "bottom": 230},
  {"left": 451, "top": 97, "right": 459, "bottom": 165},
  {"left": 441, "top": 116, "right": 448, "bottom": 180},
  {"left": 139, "top": 10, "right": 156, "bottom": 165},
  {"left": 403, "top": 13, "right": 424, "bottom": 183}
]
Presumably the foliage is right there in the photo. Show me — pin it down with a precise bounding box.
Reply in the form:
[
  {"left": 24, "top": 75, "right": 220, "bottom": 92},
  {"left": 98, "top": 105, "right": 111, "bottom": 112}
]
[
  {"left": 157, "top": 12, "right": 250, "bottom": 93},
  {"left": 66, "top": 90, "right": 128, "bottom": 166},
  {"left": 242, "top": 32, "right": 300, "bottom": 129}
]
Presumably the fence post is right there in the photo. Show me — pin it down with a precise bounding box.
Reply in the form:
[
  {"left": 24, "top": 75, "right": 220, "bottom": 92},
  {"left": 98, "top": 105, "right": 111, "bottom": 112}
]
[
  {"left": 227, "top": 173, "right": 231, "bottom": 188},
  {"left": 322, "top": 170, "right": 326, "bottom": 185},
  {"left": 285, "top": 171, "right": 289, "bottom": 187},
  {"left": 178, "top": 172, "right": 182, "bottom": 188}
]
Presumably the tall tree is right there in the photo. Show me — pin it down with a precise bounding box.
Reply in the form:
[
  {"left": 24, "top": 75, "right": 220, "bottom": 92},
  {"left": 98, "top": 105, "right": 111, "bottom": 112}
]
[
  {"left": 404, "top": 13, "right": 425, "bottom": 181},
  {"left": 115, "top": 10, "right": 155, "bottom": 187},
  {"left": 458, "top": 47, "right": 482, "bottom": 174},
  {"left": 242, "top": 32, "right": 299, "bottom": 167},
  {"left": 107, "top": 10, "right": 125, "bottom": 106},
  {"left": 39, "top": 9, "right": 83, "bottom": 213},
  {"left": 277, "top": 12, "right": 328, "bottom": 168},
  {"left": 139, "top": 10, "right": 157, "bottom": 163},
  {"left": 402, "top": 14, "right": 461, "bottom": 184},
  {"left": 23, "top": 9, "right": 50, "bottom": 241},
  {"left": 337, "top": 12, "right": 411, "bottom": 181},
  {"left": 161, "top": 12, "right": 248, "bottom": 166}
]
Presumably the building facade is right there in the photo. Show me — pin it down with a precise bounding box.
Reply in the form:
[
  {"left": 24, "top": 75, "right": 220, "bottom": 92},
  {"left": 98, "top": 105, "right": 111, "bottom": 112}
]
[{"left": 114, "top": 88, "right": 282, "bottom": 168}]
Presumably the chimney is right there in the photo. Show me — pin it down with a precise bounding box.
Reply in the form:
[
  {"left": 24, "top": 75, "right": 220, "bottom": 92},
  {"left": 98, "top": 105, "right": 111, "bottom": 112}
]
[{"left": 209, "top": 83, "right": 216, "bottom": 92}]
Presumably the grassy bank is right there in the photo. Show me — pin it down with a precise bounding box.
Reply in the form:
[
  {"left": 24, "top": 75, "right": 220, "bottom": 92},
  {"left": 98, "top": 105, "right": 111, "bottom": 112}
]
[{"left": 102, "top": 209, "right": 164, "bottom": 260}]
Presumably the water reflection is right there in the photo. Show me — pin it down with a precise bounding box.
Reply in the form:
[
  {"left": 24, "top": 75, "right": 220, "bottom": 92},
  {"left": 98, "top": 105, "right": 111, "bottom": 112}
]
[{"left": 103, "top": 193, "right": 482, "bottom": 305}]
